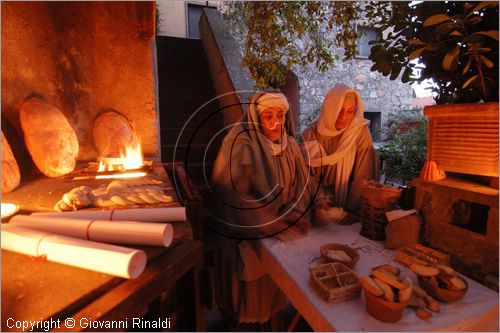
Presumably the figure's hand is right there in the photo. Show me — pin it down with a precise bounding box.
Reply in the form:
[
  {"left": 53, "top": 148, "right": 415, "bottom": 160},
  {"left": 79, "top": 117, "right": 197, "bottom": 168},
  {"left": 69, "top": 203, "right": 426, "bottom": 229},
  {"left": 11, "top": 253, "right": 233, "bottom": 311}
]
[{"left": 339, "top": 212, "right": 360, "bottom": 225}]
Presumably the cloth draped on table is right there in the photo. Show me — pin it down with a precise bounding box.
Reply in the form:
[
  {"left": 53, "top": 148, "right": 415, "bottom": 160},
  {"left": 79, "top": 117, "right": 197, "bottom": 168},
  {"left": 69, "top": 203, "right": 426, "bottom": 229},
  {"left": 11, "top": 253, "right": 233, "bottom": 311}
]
[
  {"left": 301, "top": 84, "right": 379, "bottom": 213},
  {"left": 211, "top": 91, "right": 317, "bottom": 323}
]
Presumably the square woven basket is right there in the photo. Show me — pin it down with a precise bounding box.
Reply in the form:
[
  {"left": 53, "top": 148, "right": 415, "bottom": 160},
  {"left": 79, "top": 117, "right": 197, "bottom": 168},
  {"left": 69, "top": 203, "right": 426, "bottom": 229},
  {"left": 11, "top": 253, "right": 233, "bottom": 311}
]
[
  {"left": 309, "top": 262, "right": 361, "bottom": 303},
  {"left": 395, "top": 243, "right": 449, "bottom": 267}
]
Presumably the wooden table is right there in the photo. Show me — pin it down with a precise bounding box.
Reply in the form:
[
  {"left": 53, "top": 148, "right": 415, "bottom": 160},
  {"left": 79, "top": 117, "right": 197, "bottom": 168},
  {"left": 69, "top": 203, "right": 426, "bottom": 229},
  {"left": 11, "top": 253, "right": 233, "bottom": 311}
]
[
  {"left": 1, "top": 163, "right": 205, "bottom": 331},
  {"left": 256, "top": 223, "right": 499, "bottom": 332}
]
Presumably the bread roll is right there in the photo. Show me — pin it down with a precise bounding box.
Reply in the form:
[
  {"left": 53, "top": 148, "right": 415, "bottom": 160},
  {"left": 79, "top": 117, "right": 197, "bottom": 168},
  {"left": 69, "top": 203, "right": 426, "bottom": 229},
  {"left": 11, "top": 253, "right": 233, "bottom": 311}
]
[
  {"left": 19, "top": 97, "right": 79, "bottom": 177},
  {"left": 1, "top": 132, "right": 21, "bottom": 193},
  {"left": 415, "top": 308, "right": 432, "bottom": 320},
  {"left": 372, "top": 277, "right": 395, "bottom": 302},
  {"left": 398, "top": 277, "right": 413, "bottom": 302},
  {"left": 373, "top": 264, "right": 401, "bottom": 277},
  {"left": 372, "top": 268, "right": 404, "bottom": 290},
  {"left": 410, "top": 264, "right": 440, "bottom": 277},
  {"left": 359, "top": 276, "right": 384, "bottom": 297},
  {"left": 449, "top": 277, "right": 467, "bottom": 290},
  {"left": 93, "top": 111, "right": 137, "bottom": 157}
]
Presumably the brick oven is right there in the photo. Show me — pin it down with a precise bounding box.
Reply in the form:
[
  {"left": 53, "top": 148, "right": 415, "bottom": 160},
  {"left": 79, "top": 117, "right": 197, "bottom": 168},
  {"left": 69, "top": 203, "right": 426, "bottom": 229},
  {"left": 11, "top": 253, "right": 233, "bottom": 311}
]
[
  {"left": 414, "top": 102, "right": 499, "bottom": 287},
  {"left": 2, "top": 1, "right": 159, "bottom": 182},
  {"left": 0, "top": 2, "right": 198, "bottom": 221}
]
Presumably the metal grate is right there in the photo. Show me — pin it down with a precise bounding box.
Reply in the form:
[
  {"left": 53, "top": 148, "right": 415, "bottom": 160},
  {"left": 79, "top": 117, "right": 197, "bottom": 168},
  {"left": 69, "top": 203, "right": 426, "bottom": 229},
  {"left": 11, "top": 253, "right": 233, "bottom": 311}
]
[{"left": 425, "top": 102, "right": 499, "bottom": 177}]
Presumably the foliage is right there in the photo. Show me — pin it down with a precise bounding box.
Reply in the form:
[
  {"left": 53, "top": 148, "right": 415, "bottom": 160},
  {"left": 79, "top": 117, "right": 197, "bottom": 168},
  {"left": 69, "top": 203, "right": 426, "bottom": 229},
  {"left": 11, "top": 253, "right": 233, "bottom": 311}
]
[
  {"left": 378, "top": 118, "right": 428, "bottom": 186},
  {"left": 222, "top": 1, "right": 361, "bottom": 89},
  {"left": 366, "top": 1, "right": 499, "bottom": 104}
]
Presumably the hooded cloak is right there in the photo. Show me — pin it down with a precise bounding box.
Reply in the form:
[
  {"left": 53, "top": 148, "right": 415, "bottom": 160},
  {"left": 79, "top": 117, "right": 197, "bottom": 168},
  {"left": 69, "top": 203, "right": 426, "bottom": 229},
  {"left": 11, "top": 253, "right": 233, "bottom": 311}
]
[
  {"left": 210, "top": 91, "right": 317, "bottom": 323},
  {"left": 301, "top": 84, "right": 379, "bottom": 213}
]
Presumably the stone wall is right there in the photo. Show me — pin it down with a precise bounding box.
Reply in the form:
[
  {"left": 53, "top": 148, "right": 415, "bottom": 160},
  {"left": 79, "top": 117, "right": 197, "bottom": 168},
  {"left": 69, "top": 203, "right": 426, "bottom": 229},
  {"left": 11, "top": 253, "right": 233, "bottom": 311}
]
[
  {"left": 215, "top": 9, "right": 417, "bottom": 138},
  {"left": 196, "top": 7, "right": 417, "bottom": 139},
  {"left": 295, "top": 59, "right": 415, "bottom": 135}
]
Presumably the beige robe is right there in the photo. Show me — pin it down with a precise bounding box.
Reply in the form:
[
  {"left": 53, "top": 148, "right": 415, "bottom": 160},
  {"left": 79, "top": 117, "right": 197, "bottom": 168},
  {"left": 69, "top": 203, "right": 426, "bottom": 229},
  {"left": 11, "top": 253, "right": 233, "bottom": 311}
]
[
  {"left": 301, "top": 84, "right": 379, "bottom": 214},
  {"left": 211, "top": 92, "right": 317, "bottom": 323}
]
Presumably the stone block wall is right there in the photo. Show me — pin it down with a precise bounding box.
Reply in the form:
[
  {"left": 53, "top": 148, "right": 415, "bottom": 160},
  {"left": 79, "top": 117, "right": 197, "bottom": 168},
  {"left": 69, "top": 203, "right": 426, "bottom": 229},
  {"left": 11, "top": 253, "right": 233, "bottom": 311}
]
[
  {"left": 414, "top": 178, "right": 499, "bottom": 284},
  {"left": 295, "top": 59, "right": 415, "bottom": 135}
]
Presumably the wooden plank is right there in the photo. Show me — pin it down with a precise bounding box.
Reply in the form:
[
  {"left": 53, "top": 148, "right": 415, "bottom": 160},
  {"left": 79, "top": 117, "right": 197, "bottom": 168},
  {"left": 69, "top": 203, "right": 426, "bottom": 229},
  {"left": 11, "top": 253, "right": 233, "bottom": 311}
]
[
  {"left": 54, "top": 240, "right": 204, "bottom": 332},
  {"left": 1, "top": 163, "right": 200, "bottom": 331}
]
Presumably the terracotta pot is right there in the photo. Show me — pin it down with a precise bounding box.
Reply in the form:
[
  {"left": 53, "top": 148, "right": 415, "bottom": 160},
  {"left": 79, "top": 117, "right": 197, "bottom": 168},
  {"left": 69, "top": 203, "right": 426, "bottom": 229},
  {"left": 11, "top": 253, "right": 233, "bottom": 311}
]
[
  {"left": 418, "top": 276, "right": 468, "bottom": 302},
  {"left": 364, "top": 289, "right": 408, "bottom": 323},
  {"left": 320, "top": 243, "right": 360, "bottom": 269}
]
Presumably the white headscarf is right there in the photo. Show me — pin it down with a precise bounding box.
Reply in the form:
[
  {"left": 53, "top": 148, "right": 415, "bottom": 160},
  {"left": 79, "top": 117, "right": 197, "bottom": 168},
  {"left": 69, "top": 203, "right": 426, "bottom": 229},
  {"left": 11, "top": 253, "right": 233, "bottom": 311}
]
[
  {"left": 256, "top": 92, "right": 289, "bottom": 156},
  {"left": 301, "top": 84, "right": 370, "bottom": 206}
]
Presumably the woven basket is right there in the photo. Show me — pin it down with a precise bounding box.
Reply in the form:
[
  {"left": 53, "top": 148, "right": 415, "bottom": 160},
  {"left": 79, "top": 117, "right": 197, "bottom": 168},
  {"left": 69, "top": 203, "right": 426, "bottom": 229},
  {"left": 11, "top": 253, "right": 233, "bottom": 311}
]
[
  {"left": 359, "top": 180, "right": 402, "bottom": 240},
  {"left": 395, "top": 243, "right": 449, "bottom": 267},
  {"left": 320, "top": 243, "right": 360, "bottom": 269},
  {"left": 309, "top": 262, "right": 361, "bottom": 303}
]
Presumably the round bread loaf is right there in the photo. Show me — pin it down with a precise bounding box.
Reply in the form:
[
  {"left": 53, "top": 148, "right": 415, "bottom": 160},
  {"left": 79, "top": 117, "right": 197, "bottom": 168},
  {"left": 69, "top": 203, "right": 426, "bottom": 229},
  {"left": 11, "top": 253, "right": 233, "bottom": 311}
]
[
  {"left": 93, "top": 111, "right": 137, "bottom": 157},
  {"left": 1, "top": 132, "right": 21, "bottom": 193},
  {"left": 20, "top": 97, "right": 79, "bottom": 177}
]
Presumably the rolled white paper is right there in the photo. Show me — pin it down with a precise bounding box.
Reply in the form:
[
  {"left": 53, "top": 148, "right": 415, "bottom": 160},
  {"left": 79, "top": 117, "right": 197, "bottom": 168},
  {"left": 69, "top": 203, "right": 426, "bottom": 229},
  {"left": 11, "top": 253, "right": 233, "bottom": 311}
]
[
  {"left": 9, "top": 215, "right": 173, "bottom": 247},
  {"left": 32, "top": 207, "right": 186, "bottom": 222},
  {"left": 1, "top": 224, "right": 147, "bottom": 279}
]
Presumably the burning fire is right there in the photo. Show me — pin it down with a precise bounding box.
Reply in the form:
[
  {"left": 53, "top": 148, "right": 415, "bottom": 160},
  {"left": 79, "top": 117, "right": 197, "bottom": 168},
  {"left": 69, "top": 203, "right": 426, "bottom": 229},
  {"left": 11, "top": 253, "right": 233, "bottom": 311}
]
[{"left": 96, "top": 140, "right": 147, "bottom": 179}]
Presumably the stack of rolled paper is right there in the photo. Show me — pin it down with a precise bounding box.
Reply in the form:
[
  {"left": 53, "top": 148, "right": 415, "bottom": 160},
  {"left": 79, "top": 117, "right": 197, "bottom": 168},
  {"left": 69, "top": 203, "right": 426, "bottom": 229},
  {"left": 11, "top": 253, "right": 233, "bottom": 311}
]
[{"left": 1, "top": 206, "right": 187, "bottom": 279}]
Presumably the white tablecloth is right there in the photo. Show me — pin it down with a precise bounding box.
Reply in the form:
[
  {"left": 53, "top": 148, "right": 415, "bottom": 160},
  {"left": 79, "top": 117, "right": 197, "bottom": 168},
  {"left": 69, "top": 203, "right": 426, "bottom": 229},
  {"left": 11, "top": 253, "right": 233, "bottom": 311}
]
[{"left": 258, "top": 223, "right": 499, "bottom": 331}]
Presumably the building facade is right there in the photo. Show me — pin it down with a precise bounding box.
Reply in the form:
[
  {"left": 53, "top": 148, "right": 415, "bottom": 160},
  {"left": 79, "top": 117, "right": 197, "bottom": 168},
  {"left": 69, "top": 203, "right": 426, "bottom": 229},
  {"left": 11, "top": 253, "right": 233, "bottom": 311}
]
[{"left": 157, "top": 1, "right": 417, "bottom": 141}]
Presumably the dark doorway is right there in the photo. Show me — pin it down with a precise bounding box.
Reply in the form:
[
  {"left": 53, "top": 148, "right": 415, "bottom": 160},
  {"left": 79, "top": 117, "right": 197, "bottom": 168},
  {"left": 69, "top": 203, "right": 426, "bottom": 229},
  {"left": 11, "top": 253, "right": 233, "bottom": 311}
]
[{"left": 364, "top": 111, "right": 382, "bottom": 142}]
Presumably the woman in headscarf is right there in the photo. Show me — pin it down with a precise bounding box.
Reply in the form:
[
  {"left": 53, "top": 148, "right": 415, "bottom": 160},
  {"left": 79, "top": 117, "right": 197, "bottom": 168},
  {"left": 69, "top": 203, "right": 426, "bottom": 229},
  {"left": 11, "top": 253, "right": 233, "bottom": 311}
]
[
  {"left": 301, "top": 84, "right": 379, "bottom": 221},
  {"left": 210, "top": 91, "right": 317, "bottom": 329}
]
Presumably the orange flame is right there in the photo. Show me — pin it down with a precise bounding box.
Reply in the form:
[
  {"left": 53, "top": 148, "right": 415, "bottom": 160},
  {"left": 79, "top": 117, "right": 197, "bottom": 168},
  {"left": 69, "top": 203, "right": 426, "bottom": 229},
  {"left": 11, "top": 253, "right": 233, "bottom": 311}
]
[{"left": 95, "top": 139, "right": 146, "bottom": 179}]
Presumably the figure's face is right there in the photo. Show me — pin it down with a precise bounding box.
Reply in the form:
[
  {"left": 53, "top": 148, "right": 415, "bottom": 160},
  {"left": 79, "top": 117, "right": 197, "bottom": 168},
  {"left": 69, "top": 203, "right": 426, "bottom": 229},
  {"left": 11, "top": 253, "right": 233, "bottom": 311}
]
[
  {"left": 259, "top": 107, "right": 285, "bottom": 142},
  {"left": 335, "top": 97, "right": 357, "bottom": 130}
]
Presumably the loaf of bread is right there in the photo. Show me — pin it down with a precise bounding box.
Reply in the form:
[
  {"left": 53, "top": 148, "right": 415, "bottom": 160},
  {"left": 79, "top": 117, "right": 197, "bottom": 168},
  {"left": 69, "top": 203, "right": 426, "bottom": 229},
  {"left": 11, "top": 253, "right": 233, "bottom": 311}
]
[
  {"left": 410, "top": 264, "right": 440, "bottom": 277},
  {"left": 1, "top": 132, "right": 21, "bottom": 193},
  {"left": 20, "top": 97, "right": 79, "bottom": 177},
  {"left": 372, "top": 268, "right": 405, "bottom": 290},
  {"left": 93, "top": 111, "right": 137, "bottom": 157},
  {"left": 359, "top": 276, "right": 384, "bottom": 297}
]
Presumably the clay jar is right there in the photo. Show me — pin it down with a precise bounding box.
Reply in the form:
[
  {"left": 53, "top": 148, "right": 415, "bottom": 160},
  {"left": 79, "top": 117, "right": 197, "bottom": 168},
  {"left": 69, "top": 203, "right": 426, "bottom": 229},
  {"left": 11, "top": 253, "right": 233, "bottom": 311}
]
[{"left": 364, "top": 289, "right": 408, "bottom": 323}]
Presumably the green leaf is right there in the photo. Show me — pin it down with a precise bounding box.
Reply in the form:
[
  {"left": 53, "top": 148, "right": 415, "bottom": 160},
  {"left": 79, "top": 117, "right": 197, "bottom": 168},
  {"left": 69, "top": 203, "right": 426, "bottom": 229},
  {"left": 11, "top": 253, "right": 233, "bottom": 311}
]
[
  {"left": 468, "top": 16, "right": 483, "bottom": 25},
  {"left": 407, "top": 39, "right": 426, "bottom": 46},
  {"left": 409, "top": 47, "right": 426, "bottom": 60},
  {"left": 435, "top": 22, "right": 454, "bottom": 36},
  {"left": 449, "top": 30, "right": 464, "bottom": 37},
  {"left": 462, "top": 58, "right": 472, "bottom": 74},
  {"left": 402, "top": 67, "right": 412, "bottom": 83},
  {"left": 472, "top": 30, "right": 499, "bottom": 41},
  {"left": 462, "top": 74, "right": 478, "bottom": 88},
  {"left": 390, "top": 66, "right": 402, "bottom": 80},
  {"left": 423, "top": 14, "right": 451, "bottom": 27},
  {"left": 465, "top": 1, "right": 499, "bottom": 20},
  {"left": 480, "top": 55, "right": 494, "bottom": 68},
  {"left": 442, "top": 46, "right": 460, "bottom": 71}
]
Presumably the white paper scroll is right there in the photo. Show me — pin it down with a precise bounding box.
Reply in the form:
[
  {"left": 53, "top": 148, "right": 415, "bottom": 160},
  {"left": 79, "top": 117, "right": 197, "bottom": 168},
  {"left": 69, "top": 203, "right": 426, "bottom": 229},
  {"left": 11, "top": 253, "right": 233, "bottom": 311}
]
[
  {"left": 1, "top": 224, "right": 147, "bottom": 279},
  {"left": 32, "top": 207, "right": 186, "bottom": 222},
  {"left": 9, "top": 215, "right": 173, "bottom": 247}
]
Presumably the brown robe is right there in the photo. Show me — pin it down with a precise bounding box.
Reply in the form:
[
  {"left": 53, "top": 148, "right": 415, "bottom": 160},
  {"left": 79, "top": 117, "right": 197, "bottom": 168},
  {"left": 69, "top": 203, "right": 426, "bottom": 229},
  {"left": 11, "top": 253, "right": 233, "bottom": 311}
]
[
  {"left": 301, "top": 84, "right": 379, "bottom": 214},
  {"left": 211, "top": 92, "right": 317, "bottom": 323}
]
